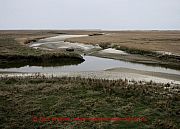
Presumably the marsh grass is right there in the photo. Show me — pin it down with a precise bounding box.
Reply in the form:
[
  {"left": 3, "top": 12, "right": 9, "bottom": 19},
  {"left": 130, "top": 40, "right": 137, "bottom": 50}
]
[
  {"left": 65, "top": 31, "right": 180, "bottom": 66},
  {"left": 0, "top": 76, "right": 179, "bottom": 129},
  {"left": 115, "top": 46, "right": 180, "bottom": 63},
  {"left": 0, "top": 35, "right": 84, "bottom": 68}
]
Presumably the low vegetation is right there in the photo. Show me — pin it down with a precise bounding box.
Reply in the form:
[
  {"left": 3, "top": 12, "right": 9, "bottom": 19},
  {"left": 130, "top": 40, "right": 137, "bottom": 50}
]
[
  {"left": 0, "top": 31, "right": 84, "bottom": 68},
  {"left": 0, "top": 76, "right": 179, "bottom": 129},
  {"left": 0, "top": 30, "right": 179, "bottom": 129},
  {"left": 65, "top": 31, "right": 180, "bottom": 64}
]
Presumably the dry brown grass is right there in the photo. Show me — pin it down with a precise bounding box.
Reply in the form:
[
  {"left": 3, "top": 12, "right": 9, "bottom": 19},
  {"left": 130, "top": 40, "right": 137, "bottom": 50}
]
[
  {"left": 0, "top": 30, "right": 85, "bottom": 68},
  {"left": 65, "top": 31, "right": 180, "bottom": 55}
]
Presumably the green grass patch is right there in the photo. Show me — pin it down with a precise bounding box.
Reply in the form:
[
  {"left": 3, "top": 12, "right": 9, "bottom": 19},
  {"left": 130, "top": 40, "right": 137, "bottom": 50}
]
[{"left": 0, "top": 76, "right": 179, "bottom": 129}]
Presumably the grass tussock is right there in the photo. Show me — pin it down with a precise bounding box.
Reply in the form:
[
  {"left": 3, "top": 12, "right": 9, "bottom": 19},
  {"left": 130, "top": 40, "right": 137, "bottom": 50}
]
[{"left": 0, "top": 76, "right": 179, "bottom": 129}]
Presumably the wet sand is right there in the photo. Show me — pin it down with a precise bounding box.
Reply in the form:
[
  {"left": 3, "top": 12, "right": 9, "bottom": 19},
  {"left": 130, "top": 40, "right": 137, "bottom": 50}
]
[
  {"left": 1, "top": 70, "right": 180, "bottom": 85},
  {"left": 106, "top": 67, "right": 180, "bottom": 82},
  {"left": 29, "top": 34, "right": 101, "bottom": 54}
]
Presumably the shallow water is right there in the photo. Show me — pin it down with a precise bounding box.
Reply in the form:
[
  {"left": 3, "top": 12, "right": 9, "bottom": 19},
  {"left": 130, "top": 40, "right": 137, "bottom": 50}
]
[
  {"left": 1, "top": 35, "right": 180, "bottom": 76},
  {"left": 1, "top": 56, "right": 180, "bottom": 75}
]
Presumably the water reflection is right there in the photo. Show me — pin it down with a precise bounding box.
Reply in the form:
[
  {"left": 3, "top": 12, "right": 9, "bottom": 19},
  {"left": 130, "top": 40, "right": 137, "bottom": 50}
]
[
  {"left": 0, "top": 58, "right": 84, "bottom": 69},
  {"left": 1, "top": 56, "right": 180, "bottom": 75}
]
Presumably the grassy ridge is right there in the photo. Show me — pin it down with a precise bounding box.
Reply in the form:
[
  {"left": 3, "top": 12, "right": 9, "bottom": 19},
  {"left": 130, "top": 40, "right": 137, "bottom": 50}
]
[{"left": 0, "top": 76, "right": 179, "bottom": 129}]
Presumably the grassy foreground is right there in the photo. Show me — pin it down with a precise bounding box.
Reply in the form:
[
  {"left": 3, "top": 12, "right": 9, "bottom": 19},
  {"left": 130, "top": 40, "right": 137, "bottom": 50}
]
[{"left": 0, "top": 76, "right": 179, "bottom": 129}]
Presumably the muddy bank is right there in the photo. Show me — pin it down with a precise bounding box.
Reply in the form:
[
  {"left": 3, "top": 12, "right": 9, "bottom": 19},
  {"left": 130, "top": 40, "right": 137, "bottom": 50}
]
[
  {"left": 55, "top": 71, "right": 180, "bottom": 84},
  {"left": 90, "top": 50, "right": 180, "bottom": 70},
  {"left": 115, "top": 46, "right": 180, "bottom": 67},
  {"left": 105, "top": 67, "right": 180, "bottom": 82},
  {"left": 1, "top": 69, "right": 180, "bottom": 84}
]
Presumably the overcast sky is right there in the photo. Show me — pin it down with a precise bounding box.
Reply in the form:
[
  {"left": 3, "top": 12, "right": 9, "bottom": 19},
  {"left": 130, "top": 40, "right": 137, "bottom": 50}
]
[{"left": 1, "top": 0, "right": 180, "bottom": 30}]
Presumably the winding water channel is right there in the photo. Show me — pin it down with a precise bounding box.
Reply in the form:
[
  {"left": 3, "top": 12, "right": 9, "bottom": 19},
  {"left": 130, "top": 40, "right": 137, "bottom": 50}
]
[
  {"left": 1, "top": 35, "right": 180, "bottom": 83},
  {"left": 0, "top": 55, "right": 180, "bottom": 75}
]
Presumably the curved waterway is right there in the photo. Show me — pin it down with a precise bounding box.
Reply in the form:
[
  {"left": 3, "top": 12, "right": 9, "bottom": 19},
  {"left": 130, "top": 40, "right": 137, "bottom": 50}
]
[
  {"left": 0, "top": 35, "right": 180, "bottom": 76},
  {"left": 0, "top": 55, "right": 180, "bottom": 75}
]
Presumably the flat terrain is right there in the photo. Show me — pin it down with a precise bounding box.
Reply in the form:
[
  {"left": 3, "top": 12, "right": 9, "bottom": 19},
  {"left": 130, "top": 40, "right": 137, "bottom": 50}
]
[
  {"left": 65, "top": 31, "right": 180, "bottom": 55},
  {"left": 2, "top": 30, "right": 180, "bottom": 55},
  {"left": 0, "top": 30, "right": 86, "bottom": 56},
  {"left": 0, "top": 76, "right": 179, "bottom": 129},
  {"left": 65, "top": 31, "right": 180, "bottom": 70},
  {"left": 0, "top": 30, "right": 180, "bottom": 129}
]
